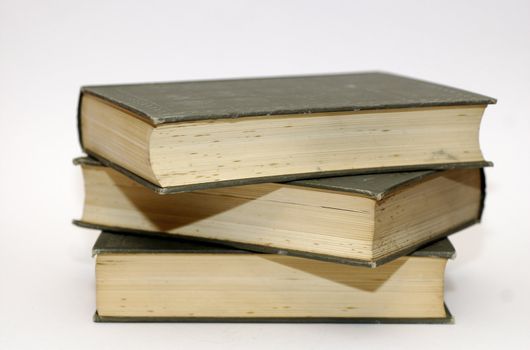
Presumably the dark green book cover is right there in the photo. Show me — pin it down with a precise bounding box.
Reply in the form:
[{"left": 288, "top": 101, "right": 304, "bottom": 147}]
[
  {"left": 78, "top": 72, "right": 494, "bottom": 194},
  {"left": 93, "top": 231, "right": 455, "bottom": 324},
  {"left": 80, "top": 72, "right": 495, "bottom": 125}
]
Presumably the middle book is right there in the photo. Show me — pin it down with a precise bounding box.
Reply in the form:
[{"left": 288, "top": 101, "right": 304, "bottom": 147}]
[{"left": 75, "top": 157, "right": 484, "bottom": 267}]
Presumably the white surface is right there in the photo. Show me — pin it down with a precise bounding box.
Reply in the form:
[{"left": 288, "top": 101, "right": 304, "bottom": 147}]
[{"left": 1, "top": 0, "right": 529, "bottom": 349}]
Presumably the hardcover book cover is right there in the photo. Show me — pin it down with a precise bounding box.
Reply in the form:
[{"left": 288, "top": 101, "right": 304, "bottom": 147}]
[{"left": 80, "top": 72, "right": 495, "bottom": 125}]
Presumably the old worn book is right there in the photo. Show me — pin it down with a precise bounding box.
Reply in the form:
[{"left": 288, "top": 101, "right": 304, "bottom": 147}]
[
  {"left": 93, "top": 231, "right": 455, "bottom": 323},
  {"left": 74, "top": 157, "right": 484, "bottom": 267},
  {"left": 78, "top": 72, "right": 495, "bottom": 193}
]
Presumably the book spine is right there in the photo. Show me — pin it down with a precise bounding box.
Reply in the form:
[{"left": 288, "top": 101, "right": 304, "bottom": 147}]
[
  {"left": 478, "top": 168, "right": 487, "bottom": 221},
  {"left": 77, "top": 90, "right": 85, "bottom": 150}
]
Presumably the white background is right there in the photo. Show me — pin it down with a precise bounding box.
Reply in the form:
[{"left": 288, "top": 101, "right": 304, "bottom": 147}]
[{"left": 1, "top": 0, "right": 529, "bottom": 349}]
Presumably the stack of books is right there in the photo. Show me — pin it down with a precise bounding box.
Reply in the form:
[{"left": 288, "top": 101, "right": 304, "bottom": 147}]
[{"left": 73, "top": 72, "right": 495, "bottom": 323}]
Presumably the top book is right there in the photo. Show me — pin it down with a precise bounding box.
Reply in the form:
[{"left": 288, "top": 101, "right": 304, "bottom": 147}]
[{"left": 78, "top": 72, "right": 495, "bottom": 193}]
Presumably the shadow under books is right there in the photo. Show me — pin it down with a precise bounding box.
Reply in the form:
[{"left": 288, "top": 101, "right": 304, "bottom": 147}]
[
  {"left": 113, "top": 170, "right": 279, "bottom": 231},
  {"left": 112, "top": 170, "right": 482, "bottom": 292},
  {"left": 259, "top": 254, "right": 408, "bottom": 292}
]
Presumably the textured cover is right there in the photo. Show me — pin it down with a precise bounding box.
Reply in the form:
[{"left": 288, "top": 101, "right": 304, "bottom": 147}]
[
  {"left": 92, "top": 230, "right": 247, "bottom": 256},
  {"left": 93, "top": 231, "right": 455, "bottom": 324},
  {"left": 80, "top": 72, "right": 496, "bottom": 125}
]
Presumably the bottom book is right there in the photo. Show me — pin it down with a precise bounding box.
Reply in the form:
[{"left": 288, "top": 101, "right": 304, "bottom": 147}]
[{"left": 93, "top": 231, "right": 455, "bottom": 324}]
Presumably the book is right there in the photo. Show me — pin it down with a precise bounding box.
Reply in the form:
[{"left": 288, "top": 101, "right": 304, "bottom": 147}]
[
  {"left": 78, "top": 72, "right": 495, "bottom": 194},
  {"left": 93, "top": 231, "right": 454, "bottom": 323},
  {"left": 74, "top": 156, "right": 485, "bottom": 267}
]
